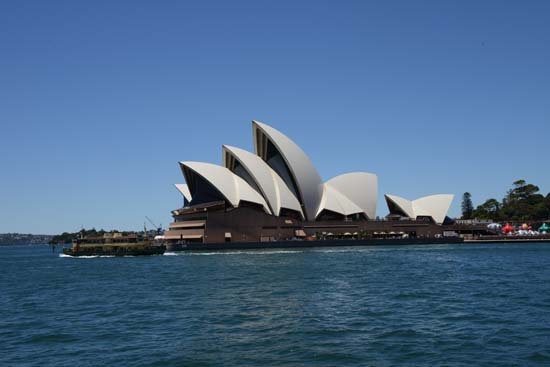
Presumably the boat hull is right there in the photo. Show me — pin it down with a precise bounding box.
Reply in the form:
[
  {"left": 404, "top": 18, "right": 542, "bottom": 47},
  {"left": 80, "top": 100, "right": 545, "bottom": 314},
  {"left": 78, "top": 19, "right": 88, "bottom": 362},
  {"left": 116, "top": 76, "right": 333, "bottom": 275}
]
[{"left": 62, "top": 245, "right": 166, "bottom": 257}]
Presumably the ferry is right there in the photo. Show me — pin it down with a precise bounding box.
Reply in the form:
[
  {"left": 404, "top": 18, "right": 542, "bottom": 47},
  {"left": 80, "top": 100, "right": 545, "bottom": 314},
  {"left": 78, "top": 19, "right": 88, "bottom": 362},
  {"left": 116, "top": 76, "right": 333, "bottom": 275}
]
[{"left": 62, "top": 229, "right": 165, "bottom": 257}]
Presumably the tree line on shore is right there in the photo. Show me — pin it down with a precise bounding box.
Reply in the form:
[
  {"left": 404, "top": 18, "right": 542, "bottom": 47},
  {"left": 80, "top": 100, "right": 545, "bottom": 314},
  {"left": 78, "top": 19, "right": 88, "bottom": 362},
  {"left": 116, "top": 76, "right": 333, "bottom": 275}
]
[{"left": 461, "top": 180, "right": 550, "bottom": 222}]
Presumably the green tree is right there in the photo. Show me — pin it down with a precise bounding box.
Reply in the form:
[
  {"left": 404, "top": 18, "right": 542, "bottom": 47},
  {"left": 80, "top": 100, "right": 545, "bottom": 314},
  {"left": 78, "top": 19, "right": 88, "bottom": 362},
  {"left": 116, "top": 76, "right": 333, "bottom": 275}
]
[
  {"left": 470, "top": 180, "right": 549, "bottom": 221},
  {"left": 506, "top": 180, "right": 540, "bottom": 202},
  {"left": 501, "top": 180, "right": 545, "bottom": 220},
  {"left": 461, "top": 192, "right": 474, "bottom": 219},
  {"left": 472, "top": 198, "right": 501, "bottom": 220}
]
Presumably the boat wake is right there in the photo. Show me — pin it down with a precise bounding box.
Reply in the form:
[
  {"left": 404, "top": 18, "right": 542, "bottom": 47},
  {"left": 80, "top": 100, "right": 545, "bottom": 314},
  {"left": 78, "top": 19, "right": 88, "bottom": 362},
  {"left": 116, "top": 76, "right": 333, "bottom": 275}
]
[
  {"left": 166, "top": 250, "right": 304, "bottom": 256},
  {"left": 59, "top": 254, "right": 115, "bottom": 258},
  {"left": 310, "top": 248, "right": 376, "bottom": 254}
]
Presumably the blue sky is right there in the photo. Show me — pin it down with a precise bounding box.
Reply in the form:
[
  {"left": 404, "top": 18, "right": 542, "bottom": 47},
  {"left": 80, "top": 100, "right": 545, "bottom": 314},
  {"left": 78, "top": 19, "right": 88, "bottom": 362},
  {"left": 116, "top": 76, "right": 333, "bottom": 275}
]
[{"left": 1, "top": 1, "right": 548, "bottom": 234}]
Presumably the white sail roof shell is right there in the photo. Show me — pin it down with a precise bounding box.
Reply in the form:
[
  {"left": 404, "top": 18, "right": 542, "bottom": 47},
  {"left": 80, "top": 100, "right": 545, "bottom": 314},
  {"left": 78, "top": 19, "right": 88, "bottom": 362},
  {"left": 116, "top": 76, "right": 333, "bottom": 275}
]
[
  {"left": 325, "top": 172, "right": 378, "bottom": 219},
  {"left": 179, "top": 161, "right": 271, "bottom": 214},
  {"left": 253, "top": 121, "right": 323, "bottom": 221},
  {"left": 316, "top": 183, "right": 364, "bottom": 217},
  {"left": 222, "top": 145, "right": 304, "bottom": 219},
  {"left": 174, "top": 184, "right": 192, "bottom": 203},
  {"left": 412, "top": 194, "right": 454, "bottom": 224},
  {"left": 385, "top": 194, "right": 454, "bottom": 224},
  {"left": 385, "top": 194, "right": 415, "bottom": 218}
]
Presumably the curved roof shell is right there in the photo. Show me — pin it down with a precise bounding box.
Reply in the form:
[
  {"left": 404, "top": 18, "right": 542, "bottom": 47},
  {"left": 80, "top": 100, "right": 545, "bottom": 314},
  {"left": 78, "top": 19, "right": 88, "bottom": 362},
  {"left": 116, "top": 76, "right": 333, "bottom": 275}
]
[
  {"left": 179, "top": 161, "right": 271, "bottom": 214},
  {"left": 252, "top": 120, "right": 323, "bottom": 220},
  {"left": 174, "top": 183, "right": 192, "bottom": 204},
  {"left": 385, "top": 194, "right": 454, "bottom": 224},
  {"left": 325, "top": 172, "right": 378, "bottom": 219},
  {"left": 412, "top": 194, "right": 454, "bottom": 224},
  {"left": 385, "top": 194, "right": 415, "bottom": 218},
  {"left": 316, "top": 183, "right": 364, "bottom": 217},
  {"left": 223, "top": 145, "right": 304, "bottom": 219}
]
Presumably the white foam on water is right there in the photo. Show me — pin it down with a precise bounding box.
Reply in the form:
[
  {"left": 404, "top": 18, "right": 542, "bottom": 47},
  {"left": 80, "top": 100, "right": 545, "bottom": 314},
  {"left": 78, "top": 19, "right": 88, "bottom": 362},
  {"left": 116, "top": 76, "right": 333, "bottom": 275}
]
[
  {"left": 180, "top": 250, "right": 304, "bottom": 256},
  {"left": 310, "top": 248, "right": 375, "bottom": 254},
  {"left": 59, "top": 254, "right": 115, "bottom": 258},
  {"left": 61, "top": 249, "right": 331, "bottom": 258}
]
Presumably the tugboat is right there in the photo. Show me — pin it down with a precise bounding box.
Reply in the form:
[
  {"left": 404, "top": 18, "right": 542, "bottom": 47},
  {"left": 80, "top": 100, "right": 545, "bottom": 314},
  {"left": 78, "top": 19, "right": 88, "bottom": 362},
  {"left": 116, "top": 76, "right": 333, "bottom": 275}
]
[{"left": 62, "top": 226, "right": 165, "bottom": 257}]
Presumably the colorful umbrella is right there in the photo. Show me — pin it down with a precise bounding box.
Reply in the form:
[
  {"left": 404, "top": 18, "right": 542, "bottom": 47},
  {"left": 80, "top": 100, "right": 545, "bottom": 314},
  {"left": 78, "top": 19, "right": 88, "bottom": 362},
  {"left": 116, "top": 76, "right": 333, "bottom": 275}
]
[{"left": 502, "top": 223, "right": 515, "bottom": 234}]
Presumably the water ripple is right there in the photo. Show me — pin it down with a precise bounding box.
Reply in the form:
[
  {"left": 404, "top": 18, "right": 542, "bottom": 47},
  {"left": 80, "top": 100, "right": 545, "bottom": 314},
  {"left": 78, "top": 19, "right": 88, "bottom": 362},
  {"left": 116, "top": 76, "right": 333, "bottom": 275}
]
[{"left": 1, "top": 243, "right": 550, "bottom": 366}]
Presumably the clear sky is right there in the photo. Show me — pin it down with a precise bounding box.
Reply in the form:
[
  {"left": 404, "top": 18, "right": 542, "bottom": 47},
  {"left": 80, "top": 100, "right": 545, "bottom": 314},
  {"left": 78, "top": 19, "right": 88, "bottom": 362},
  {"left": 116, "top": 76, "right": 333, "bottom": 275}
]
[{"left": 1, "top": 1, "right": 548, "bottom": 234}]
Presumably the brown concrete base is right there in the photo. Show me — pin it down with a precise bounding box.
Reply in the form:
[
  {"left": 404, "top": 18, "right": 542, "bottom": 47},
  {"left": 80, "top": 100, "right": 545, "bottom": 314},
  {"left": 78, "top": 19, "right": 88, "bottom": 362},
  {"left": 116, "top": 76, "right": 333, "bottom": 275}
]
[{"left": 166, "top": 236, "right": 464, "bottom": 252}]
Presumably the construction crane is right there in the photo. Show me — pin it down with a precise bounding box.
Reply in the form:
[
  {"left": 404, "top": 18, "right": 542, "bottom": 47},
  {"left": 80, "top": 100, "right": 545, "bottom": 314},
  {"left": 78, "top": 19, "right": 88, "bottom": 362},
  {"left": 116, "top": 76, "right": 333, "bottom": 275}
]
[{"left": 145, "top": 216, "right": 162, "bottom": 235}]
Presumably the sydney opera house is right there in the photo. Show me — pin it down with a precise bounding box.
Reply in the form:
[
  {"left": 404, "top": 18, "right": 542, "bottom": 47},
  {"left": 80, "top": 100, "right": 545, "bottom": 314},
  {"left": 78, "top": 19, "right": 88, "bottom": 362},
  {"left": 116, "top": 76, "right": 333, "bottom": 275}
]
[{"left": 164, "top": 121, "right": 457, "bottom": 244}]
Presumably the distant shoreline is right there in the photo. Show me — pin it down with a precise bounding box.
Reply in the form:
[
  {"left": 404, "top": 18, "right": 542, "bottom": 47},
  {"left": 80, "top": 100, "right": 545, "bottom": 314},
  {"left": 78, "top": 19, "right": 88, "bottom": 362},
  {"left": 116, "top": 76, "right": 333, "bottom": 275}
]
[
  {"left": 0, "top": 233, "right": 53, "bottom": 246},
  {"left": 0, "top": 243, "right": 51, "bottom": 246}
]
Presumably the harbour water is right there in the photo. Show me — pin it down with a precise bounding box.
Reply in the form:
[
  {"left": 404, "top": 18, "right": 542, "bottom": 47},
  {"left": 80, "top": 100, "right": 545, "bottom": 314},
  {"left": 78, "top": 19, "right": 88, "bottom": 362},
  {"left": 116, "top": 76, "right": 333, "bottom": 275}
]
[{"left": 2, "top": 243, "right": 550, "bottom": 366}]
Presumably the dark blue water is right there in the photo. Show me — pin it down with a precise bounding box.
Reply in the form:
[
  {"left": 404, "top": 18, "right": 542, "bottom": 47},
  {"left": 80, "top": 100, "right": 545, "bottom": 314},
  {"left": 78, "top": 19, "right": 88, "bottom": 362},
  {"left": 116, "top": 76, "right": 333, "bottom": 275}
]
[{"left": 2, "top": 243, "right": 550, "bottom": 366}]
